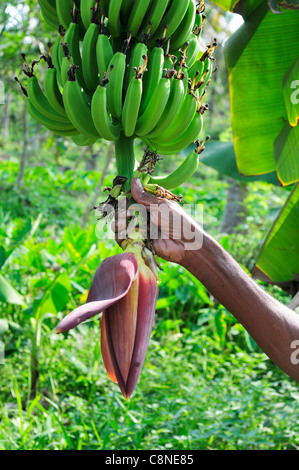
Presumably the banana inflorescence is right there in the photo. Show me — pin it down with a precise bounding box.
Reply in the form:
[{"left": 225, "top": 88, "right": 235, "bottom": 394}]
[
  {"left": 20, "top": 0, "right": 217, "bottom": 400},
  {"left": 18, "top": 0, "right": 215, "bottom": 187}
]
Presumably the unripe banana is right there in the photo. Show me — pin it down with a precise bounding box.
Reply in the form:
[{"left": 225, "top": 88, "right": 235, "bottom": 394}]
[
  {"left": 185, "top": 34, "right": 202, "bottom": 69},
  {"left": 106, "top": 46, "right": 129, "bottom": 119},
  {"left": 80, "top": 0, "right": 95, "bottom": 30},
  {"left": 91, "top": 84, "right": 121, "bottom": 141},
  {"left": 71, "top": 133, "right": 98, "bottom": 146},
  {"left": 149, "top": 0, "right": 190, "bottom": 47},
  {"left": 140, "top": 0, "right": 171, "bottom": 38},
  {"left": 149, "top": 92, "right": 197, "bottom": 144},
  {"left": 135, "top": 77, "right": 171, "bottom": 137},
  {"left": 150, "top": 148, "right": 199, "bottom": 190},
  {"left": 82, "top": 18, "right": 100, "bottom": 94},
  {"left": 140, "top": 45, "right": 164, "bottom": 114},
  {"left": 151, "top": 111, "right": 204, "bottom": 155},
  {"left": 43, "top": 66, "right": 67, "bottom": 117},
  {"left": 108, "top": 0, "right": 123, "bottom": 38},
  {"left": 56, "top": 0, "right": 73, "bottom": 31},
  {"left": 146, "top": 76, "right": 185, "bottom": 140},
  {"left": 26, "top": 74, "right": 70, "bottom": 124},
  {"left": 126, "top": 0, "right": 151, "bottom": 37},
  {"left": 170, "top": 0, "right": 196, "bottom": 52},
  {"left": 63, "top": 64, "right": 100, "bottom": 138},
  {"left": 26, "top": 99, "right": 78, "bottom": 135},
  {"left": 96, "top": 33, "right": 114, "bottom": 82},
  {"left": 124, "top": 41, "right": 148, "bottom": 90},
  {"left": 122, "top": 57, "right": 147, "bottom": 137}
]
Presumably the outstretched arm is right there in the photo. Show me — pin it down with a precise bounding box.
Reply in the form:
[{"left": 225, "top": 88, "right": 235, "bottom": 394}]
[{"left": 126, "top": 178, "right": 299, "bottom": 383}]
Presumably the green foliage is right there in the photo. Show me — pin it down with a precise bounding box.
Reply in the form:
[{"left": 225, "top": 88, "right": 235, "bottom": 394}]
[{"left": 0, "top": 152, "right": 295, "bottom": 450}]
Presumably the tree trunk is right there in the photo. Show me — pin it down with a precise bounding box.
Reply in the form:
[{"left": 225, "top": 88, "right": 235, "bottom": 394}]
[
  {"left": 16, "top": 101, "right": 29, "bottom": 187},
  {"left": 73, "top": 146, "right": 91, "bottom": 170},
  {"left": 3, "top": 90, "right": 12, "bottom": 139},
  {"left": 221, "top": 177, "right": 248, "bottom": 234}
]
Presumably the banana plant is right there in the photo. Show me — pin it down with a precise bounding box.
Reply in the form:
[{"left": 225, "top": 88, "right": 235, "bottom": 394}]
[
  {"left": 205, "top": 0, "right": 299, "bottom": 293},
  {"left": 16, "top": 0, "right": 216, "bottom": 399},
  {"left": 210, "top": 0, "right": 299, "bottom": 185}
]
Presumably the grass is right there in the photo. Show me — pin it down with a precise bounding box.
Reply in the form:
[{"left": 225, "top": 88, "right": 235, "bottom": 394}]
[{"left": 0, "top": 146, "right": 297, "bottom": 450}]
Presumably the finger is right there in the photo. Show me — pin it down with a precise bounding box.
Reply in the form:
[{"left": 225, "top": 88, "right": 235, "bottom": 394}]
[{"left": 131, "top": 177, "right": 161, "bottom": 208}]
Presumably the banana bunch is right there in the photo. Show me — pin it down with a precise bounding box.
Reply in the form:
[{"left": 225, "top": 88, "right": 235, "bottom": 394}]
[
  {"left": 38, "top": 0, "right": 201, "bottom": 50},
  {"left": 17, "top": 0, "right": 214, "bottom": 189}
]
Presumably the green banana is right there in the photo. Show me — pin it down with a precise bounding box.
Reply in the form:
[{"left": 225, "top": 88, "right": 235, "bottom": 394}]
[
  {"left": 139, "top": 45, "right": 164, "bottom": 114},
  {"left": 38, "top": 0, "right": 59, "bottom": 26},
  {"left": 38, "top": 0, "right": 57, "bottom": 16},
  {"left": 187, "top": 58, "right": 205, "bottom": 84},
  {"left": 82, "top": 18, "right": 100, "bottom": 94},
  {"left": 120, "top": 0, "right": 133, "bottom": 18},
  {"left": 146, "top": 76, "right": 185, "bottom": 140},
  {"left": 71, "top": 133, "right": 98, "bottom": 146},
  {"left": 185, "top": 34, "right": 202, "bottom": 69},
  {"left": 126, "top": 0, "right": 152, "bottom": 37},
  {"left": 60, "top": 56, "right": 71, "bottom": 86},
  {"left": 56, "top": 0, "right": 73, "bottom": 30},
  {"left": 122, "top": 58, "right": 147, "bottom": 137},
  {"left": 140, "top": 0, "right": 170, "bottom": 37},
  {"left": 100, "top": 0, "right": 110, "bottom": 16},
  {"left": 150, "top": 0, "right": 189, "bottom": 46},
  {"left": 63, "top": 20, "right": 85, "bottom": 86},
  {"left": 194, "top": 0, "right": 206, "bottom": 36},
  {"left": 151, "top": 110, "right": 204, "bottom": 155},
  {"left": 108, "top": 0, "right": 123, "bottom": 38},
  {"left": 43, "top": 66, "right": 67, "bottom": 117},
  {"left": 26, "top": 99, "right": 78, "bottom": 135},
  {"left": 150, "top": 147, "right": 200, "bottom": 190},
  {"left": 106, "top": 44, "right": 129, "bottom": 119},
  {"left": 96, "top": 33, "right": 114, "bottom": 82},
  {"left": 135, "top": 76, "right": 171, "bottom": 137},
  {"left": 170, "top": 0, "right": 196, "bottom": 52},
  {"left": 62, "top": 65, "right": 100, "bottom": 138},
  {"left": 39, "top": 4, "right": 59, "bottom": 29},
  {"left": 91, "top": 84, "right": 121, "bottom": 141},
  {"left": 26, "top": 73, "right": 70, "bottom": 124},
  {"left": 80, "top": 0, "right": 95, "bottom": 30},
  {"left": 124, "top": 40, "right": 148, "bottom": 90},
  {"left": 149, "top": 91, "right": 197, "bottom": 144},
  {"left": 50, "top": 36, "right": 62, "bottom": 87}
]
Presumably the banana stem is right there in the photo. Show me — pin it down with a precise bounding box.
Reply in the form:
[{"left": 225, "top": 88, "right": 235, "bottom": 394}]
[{"left": 114, "top": 133, "right": 135, "bottom": 192}]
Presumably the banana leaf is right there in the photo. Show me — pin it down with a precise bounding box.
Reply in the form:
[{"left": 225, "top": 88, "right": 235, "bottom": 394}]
[
  {"left": 210, "top": 0, "right": 299, "bottom": 185},
  {"left": 252, "top": 183, "right": 299, "bottom": 294},
  {"left": 0, "top": 274, "right": 24, "bottom": 305},
  {"left": 183, "top": 140, "right": 280, "bottom": 184},
  {"left": 209, "top": 0, "right": 265, "bottom": 18}
]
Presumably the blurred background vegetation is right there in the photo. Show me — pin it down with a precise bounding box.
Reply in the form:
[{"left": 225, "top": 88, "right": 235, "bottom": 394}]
[{"left": 0, "top": 0, "right": 298, "bottom": 450}]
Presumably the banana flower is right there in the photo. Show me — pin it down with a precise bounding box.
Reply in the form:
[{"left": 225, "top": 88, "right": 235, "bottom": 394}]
[{"left": 55, "top": 244, "right": 159, "bottom": 400}]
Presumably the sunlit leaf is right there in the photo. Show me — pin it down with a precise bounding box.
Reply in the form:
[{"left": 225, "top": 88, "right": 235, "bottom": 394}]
[
  {"left": 0, "top": 274, "right": 24, "bottom": 305},
  {"left": 224, "top": 3, "right": 299, "bottom": 181},
  {"left": 283, "top": 57, "right": 299, "bottom": 127},
  {"left": 210, "top": 0, "right": 265, "bottom": 18},
  {"left": 252, "top": 183, "right": 299, "bottom": 283},
  {"left": 33, "top": 272, "right": 72, "bottom": 318},
  {"left": 185, "top": 140, "right": 281, "bottom": 185},
  {"left": 274, "top": 123, "right": 299, "bottom": 185}
]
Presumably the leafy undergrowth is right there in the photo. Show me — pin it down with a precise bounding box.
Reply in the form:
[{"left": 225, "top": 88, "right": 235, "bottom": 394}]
[{"left": 0, "top": 154, "right": 297, "bottom": 450}]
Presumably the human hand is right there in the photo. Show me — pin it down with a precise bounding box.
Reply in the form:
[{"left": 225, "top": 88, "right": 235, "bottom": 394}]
[{"left": 114, "top": 178, "right": 203, "bottom": 266}]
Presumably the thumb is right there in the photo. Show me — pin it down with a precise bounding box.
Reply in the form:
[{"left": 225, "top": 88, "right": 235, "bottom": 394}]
[{"left": 131, "top": 177, "right": 159, "bottom": 208}]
